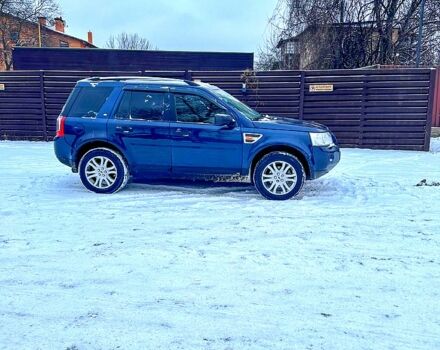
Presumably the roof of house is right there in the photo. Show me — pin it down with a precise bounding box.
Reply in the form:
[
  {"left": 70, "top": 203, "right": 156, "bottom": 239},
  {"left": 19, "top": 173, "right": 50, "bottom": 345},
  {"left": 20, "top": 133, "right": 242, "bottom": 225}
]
[
  {"left": 1, "top": 13, "right": 96, "bottom": 48},
  {"left": 40, "top": 25, "right": 96, "bottom": 48}
]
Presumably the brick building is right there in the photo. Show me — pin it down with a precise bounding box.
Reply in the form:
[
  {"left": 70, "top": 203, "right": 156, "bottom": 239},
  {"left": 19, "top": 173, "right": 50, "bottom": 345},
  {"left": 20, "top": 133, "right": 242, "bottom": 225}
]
[
  {"left": 0, "top": 14, "right": 95, "bottom": 70},
  {"left": 277, "top": 22, "right": 399, "bottom": 70}
]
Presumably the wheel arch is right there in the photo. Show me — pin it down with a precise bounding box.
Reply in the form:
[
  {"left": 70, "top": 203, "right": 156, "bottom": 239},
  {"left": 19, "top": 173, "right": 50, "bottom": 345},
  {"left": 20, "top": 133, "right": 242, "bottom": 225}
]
[
  {"left": 250, "top": 145, "right": 311, "bottom": 180},
  {"left": 73, "top": 140, "right": 128, "bottom": 172}
]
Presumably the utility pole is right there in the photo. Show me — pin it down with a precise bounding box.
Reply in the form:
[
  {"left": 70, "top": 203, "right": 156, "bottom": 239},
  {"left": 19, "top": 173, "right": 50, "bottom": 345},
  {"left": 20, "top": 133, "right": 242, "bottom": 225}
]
[
  {"left": 415, "top": 0, "right": 426, "bottom": 67},
  {"left": 336, "top": 0, "right": 345, "bottom": 68},
  {"left": 38, "top": 22, "right": 42, "bottom": 47},
  {"left": 340, "top": 0, "right": 345, "bottom": 23}
]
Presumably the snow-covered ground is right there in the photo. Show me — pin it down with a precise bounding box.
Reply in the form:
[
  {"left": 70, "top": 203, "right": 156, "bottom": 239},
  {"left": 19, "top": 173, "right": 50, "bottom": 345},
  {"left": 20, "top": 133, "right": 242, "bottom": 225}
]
[{"left": 1, "top": 140, "right": 440, "bottom": 350}]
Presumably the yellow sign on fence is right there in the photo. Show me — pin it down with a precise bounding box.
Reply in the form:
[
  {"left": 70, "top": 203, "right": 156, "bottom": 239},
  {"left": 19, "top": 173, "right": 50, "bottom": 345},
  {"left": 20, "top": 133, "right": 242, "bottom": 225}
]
[
  {"left": 0, "top": 84, "right": 5, "bottom": 91},
  {"left": 309, "top": 84, "right": 333, "bottom": 92}
]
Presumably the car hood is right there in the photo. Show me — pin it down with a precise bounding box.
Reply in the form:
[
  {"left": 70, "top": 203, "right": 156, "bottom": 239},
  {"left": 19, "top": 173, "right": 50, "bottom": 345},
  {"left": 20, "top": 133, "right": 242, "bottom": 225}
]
[{"left": 252, "top": 116, "right": 328, "bottom": 132}]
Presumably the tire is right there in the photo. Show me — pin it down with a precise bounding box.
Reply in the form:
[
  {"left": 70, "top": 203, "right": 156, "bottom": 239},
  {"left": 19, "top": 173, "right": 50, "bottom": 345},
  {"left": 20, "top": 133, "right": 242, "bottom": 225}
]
[
  {"left": 78, "top": 148, "right": 129, "bottom": 194},
  {"left": 253, "top": 152, "right": 305, "bottom": 200}
]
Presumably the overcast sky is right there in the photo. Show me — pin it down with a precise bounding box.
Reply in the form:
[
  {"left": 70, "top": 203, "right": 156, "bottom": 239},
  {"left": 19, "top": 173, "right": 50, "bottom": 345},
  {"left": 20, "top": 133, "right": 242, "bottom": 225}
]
[{"left": 56, "top": 0, "right": 277, "bottom": 53}]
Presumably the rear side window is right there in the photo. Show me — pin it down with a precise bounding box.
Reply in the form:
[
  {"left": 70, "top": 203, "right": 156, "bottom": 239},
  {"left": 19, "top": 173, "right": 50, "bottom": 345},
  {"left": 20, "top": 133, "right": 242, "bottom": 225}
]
[
  {"left": 115, "top": 91, "right": 165, "bottom": 121},
  {"left": 68, "top": 87, "right": 113, "bottom": 118},
  {"left": 60, "top": 88, "right": 77, "bottom": 115}
]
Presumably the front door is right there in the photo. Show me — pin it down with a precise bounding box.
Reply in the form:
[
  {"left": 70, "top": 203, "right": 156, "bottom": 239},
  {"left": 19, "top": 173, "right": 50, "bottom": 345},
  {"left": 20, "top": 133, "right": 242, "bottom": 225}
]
[
  {"left": 170, "top": 92, "right": 242, "bottom": 175},
  {"left": 107, "top": 89, "right": 171, "bottom": 176}
]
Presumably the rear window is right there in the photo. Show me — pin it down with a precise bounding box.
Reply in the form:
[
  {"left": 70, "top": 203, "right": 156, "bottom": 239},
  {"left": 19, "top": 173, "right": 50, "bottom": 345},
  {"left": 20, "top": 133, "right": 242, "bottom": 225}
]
[{"left": 66, "top": 87, "right": 113, "bottom": 118}]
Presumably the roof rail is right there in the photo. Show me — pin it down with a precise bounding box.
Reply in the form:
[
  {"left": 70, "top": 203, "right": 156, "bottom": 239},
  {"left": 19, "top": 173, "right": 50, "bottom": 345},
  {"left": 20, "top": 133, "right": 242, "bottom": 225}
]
[
  {"left": 85, "top": 76, "right": 200, "bottom": 86},
  {"left": 183, "top": 79, "right": 200, "bottom": 86},
  {"left": 86, "top": 76, "right": 167, "bottom": 81}
]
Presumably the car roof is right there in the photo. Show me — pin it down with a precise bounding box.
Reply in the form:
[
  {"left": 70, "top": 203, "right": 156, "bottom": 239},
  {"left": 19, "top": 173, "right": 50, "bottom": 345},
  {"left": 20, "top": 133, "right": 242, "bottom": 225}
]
[{"left": 79, "top": 76, "right": 200, "bottom": 87}]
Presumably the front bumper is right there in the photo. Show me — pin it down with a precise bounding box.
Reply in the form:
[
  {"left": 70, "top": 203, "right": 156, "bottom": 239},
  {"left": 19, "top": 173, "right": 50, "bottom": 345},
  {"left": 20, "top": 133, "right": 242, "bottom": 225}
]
[{"left": 310, "top": 144, "right": 340, "bottom": 179}]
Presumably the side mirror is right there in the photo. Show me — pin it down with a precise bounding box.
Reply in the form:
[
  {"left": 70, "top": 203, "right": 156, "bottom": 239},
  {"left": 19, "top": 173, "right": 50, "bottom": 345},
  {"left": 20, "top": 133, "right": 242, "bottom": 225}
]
[{"left": 214, "top": 113, "right": 235, "bottom": 129}]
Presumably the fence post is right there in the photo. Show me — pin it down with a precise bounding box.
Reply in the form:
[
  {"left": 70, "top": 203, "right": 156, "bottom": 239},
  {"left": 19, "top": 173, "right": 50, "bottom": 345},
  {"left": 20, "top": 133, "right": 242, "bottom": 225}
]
[
  {"left": 359, "top": 73, "right": 367, "bottom": 147},
  {"left": 425, "top": 68, "right": 436, "bottom": 151},
  {"left": 298, "top": 71, "right": 305, "bottom": 120},
  {"left": 184, "top": 70, "right": 192, "bottom": 80},
  {"left": 39, "top": 70, "right": 48, "bottom": 141},
  {"left": 434, "top": 68, "right": 440, "bottom": 128}
]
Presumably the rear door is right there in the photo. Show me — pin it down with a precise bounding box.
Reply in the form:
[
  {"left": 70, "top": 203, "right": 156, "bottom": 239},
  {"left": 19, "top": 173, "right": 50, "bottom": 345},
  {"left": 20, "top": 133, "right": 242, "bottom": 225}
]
[
  {"left": 169, "top": 91, "right": 243, "bottom": 175},
  {"left": 107, "top": 88, "right": 171, "bottom": 176}
]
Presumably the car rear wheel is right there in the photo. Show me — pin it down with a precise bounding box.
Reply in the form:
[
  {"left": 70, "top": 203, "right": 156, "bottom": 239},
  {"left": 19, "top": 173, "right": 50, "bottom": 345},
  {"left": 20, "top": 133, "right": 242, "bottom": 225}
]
[
  {"left": 79, "top": 148, "right": 129, "bottom": 194},
  {"left": 253, "top": 152, "right": 305, "bottom": 200}
]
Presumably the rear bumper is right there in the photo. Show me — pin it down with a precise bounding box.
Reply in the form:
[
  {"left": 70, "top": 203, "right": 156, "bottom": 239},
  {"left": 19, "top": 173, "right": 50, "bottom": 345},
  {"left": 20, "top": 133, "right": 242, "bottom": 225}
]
[
  {"left": 54, "top": 136, "right": 73, "bottom": 168},
  {"left": 310, "top": 145, "right": 340, "bottom": 179}
]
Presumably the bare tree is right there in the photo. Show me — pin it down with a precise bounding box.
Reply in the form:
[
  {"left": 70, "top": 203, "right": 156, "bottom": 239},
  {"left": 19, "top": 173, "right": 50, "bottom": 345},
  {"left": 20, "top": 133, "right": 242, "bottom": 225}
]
[
  {"left": 0, "top": 0, "right": 59, "bottom": 70},
  {"left": 105, "top": 32, "right": 154, "bottom": 50},
  {"left": 258, "top": 0, "right": 440, "bottom": 69}
]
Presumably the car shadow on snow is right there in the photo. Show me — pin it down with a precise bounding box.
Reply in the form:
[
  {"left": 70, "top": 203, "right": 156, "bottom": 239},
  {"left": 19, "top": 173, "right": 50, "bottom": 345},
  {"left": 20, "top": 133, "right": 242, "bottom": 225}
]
[
  {"left": 53, "top": 173, "right": 356, "bottom": 200},
  {"left": 123, "top": 176, "right": 355, "bottom": 200},
  {"left": 124, "top": 179, "right": 258, "bottom": 197}
]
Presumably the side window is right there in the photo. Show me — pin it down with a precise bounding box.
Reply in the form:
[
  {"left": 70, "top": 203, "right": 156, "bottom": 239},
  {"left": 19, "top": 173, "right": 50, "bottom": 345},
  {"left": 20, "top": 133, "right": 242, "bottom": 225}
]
[
  {"left": 115, "top": 92, "right": 130, "bottom": 119},
  {"left": 68, "top": 87, "right": 113, "bottom": 118},
  {"left": 115, "top": 91, "right": 165, "bottom": 121},
  {"left": 174, "top": 94, "right": 225, "bottom": 124}
]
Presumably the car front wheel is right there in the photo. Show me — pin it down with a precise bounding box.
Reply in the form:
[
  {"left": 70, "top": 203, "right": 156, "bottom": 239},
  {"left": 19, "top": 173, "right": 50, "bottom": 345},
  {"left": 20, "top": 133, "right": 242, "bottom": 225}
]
[
  {"left": 253, "top": 152, "right": 305, "bottom": 200},
  {"left": 79, "top": 148, "right": 129, "bottom": 194}
]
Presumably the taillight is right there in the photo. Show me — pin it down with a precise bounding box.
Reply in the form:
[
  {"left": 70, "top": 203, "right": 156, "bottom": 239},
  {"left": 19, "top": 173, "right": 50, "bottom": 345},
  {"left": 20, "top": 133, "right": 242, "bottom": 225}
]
[{"left": 56, "top": 116, "right": 66, "bottom": 137}]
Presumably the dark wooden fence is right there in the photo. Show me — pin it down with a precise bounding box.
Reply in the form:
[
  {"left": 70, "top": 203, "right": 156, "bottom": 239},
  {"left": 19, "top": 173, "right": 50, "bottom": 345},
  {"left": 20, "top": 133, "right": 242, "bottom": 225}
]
[
  {"left": 432, "top": 67, "right": 440, "bottom": 128},
  {"left": 12, "top": 47, "right": 254, "bottom": 71},
  {"left": 0, "top": 68, "right": 436, "bottom": 151}
]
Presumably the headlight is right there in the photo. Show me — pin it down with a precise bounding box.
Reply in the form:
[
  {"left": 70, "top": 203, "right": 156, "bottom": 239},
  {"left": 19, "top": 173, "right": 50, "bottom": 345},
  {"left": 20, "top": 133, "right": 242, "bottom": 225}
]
[{"left": 309, "top": 132, "right": 334, "bottom": 147}]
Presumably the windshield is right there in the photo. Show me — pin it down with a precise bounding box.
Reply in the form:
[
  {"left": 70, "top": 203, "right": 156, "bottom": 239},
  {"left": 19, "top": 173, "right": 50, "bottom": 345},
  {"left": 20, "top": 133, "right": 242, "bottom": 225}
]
[{"left": 208, "top": 86, "right": 262, "bottom": 121}]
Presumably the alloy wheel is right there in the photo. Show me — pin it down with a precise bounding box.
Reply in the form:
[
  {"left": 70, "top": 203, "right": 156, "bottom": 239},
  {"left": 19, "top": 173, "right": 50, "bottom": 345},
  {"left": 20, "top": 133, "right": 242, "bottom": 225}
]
[
  {"left": 85, "top": 156, "right": 118, "bottom": 189},
  {"left": 261, "top": 160, "right": 297, "bottom": 195}
]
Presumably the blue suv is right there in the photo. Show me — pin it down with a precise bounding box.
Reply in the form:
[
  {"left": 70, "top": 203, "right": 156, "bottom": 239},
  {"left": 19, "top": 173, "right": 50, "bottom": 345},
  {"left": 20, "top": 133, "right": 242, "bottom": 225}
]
[{"left": 54, "top": 77, "right": 340, "bottom": 200}]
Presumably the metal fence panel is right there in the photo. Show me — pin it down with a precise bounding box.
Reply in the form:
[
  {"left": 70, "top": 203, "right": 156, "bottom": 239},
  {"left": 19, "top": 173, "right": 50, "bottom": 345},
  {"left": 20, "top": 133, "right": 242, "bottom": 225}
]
[
  {"left": 432, "top": 68, "right": 440, "bottom": 128},
  {"left": 0, "top": 68, "right": 435, "bottom": 150},
  {"left": 0, "top": 71, "right": 44, "bottom": 140},
  {"left": 13, "top": 47, "right": 254, "bottom": 71}
]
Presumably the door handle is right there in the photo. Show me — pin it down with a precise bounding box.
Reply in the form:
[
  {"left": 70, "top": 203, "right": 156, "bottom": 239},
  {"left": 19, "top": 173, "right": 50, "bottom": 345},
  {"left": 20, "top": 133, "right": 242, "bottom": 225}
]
[
  {"left": 175, "top": 128, "right": 191, "bottom": 137},
  {"left": 115, "top": 126, "right": 133, "bottom": 134}
]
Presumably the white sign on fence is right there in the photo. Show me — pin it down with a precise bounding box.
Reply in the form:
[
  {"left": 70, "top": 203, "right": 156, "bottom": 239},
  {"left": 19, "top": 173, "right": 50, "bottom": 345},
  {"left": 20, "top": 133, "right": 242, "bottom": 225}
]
[{"left": 309, "top": 84, "right": 333, "bottom": 92}]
